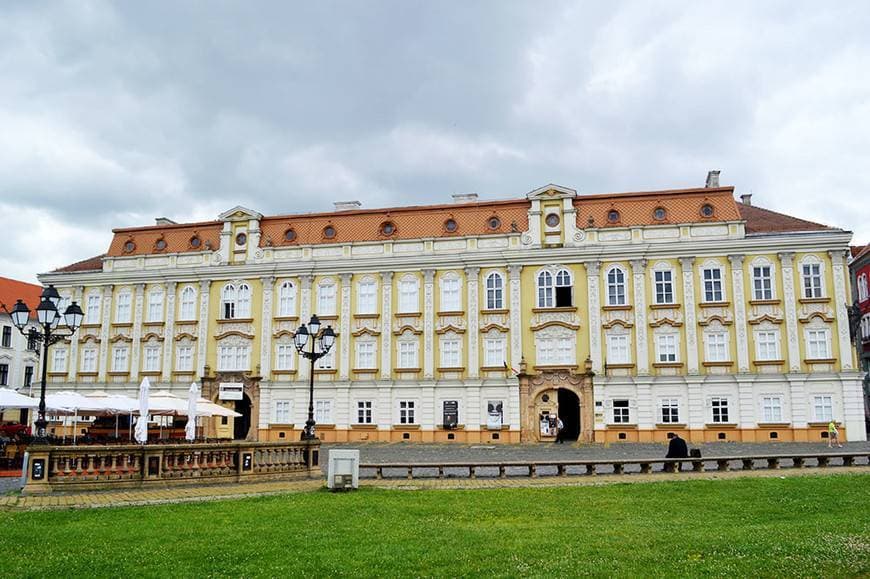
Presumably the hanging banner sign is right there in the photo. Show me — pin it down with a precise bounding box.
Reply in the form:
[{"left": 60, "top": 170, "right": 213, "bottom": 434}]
[{"left": 219, "top": 383, "right": 244, "bottom": 401}]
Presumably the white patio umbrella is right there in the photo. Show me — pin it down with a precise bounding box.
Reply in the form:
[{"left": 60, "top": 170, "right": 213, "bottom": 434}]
[
  {"left": 196, "top": 399, "right": 242, "bottom": 418},
  {"left": 148, "top": 390, "right": 189, "bottom": 415},
  {"left": 134, "top": 377, "right": 150, "bottom": 444},
  {"left": 83, "top": 391, "right": 139, "bottom": 439},
  {"left": 45, "top": 391, "right": 108, "bottom": 444},
  {"left": 0, "top": 388, "right": 39, "bottom": 409},
  {"left": 185, "top": 383, "right": 199, "bottom": 442}
]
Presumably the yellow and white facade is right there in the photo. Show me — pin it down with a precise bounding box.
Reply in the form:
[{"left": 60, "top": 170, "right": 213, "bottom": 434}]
[{"left": 39, "top": 180, "right": 867, "bottom": 443}]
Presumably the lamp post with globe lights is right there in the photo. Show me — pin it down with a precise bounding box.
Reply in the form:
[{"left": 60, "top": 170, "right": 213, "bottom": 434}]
[
  {"left": 1, "top": 285, "right": 83, "bottom": 444},
  {"left": 293, "top": 314, "right": 335, "bottom": 441}
]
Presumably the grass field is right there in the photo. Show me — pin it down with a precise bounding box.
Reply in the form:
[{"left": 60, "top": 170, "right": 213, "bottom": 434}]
[{"left": 2, "top": 474, "right": 868, "bottom": 577}]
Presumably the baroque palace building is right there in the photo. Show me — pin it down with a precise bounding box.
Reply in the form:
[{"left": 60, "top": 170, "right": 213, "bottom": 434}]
[{"left": 38, "top": 172, "right": 867, "bottom": 443}]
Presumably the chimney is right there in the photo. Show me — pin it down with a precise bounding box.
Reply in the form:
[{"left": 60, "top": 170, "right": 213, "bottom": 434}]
[
  {"left": 155, "top": 217, "right": 177, "bottom": 226},
  {"left": 740, "top": 193, "right": 752, "bottom": 206},
  {"left": 333, "top": 200, "right": 362, "bottom": 211},
  {"left": 452, "top": 193, "right": 478, "bottom": 203},
  {"left": 705, "top": 170, "right": 720, "bottom": 188}
]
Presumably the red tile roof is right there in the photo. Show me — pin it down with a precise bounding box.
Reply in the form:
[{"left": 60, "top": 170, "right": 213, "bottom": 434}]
[
  {"left": 574, "top": 187, "right": 740, "bottom": 227},
  {"left": 0, "top": 276, "right": 43, "bottom": 315},
  {"left": 52, "top": 254, "right": 105, "bottom": 273},
  {"left": 738, "top": 203, "right": 834, "bottom": 235}
]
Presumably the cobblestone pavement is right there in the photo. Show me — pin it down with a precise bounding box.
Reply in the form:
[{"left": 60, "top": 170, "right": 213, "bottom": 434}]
[
  {"left": 0, "top": 476, "right": 22, "bottom": 494},
  {"left": 2, "top": 466, "right": 867, "bottom": 511}
]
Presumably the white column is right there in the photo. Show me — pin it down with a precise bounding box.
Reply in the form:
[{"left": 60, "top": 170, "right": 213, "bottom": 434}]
[
  {"left": 686, "top": 378, "right": 704, "bottom": 429},
  {"left": 679, "top": 257, "right": 699, "bottom": 375},
  {"left": 298, "top": 275, "right": 313, "bottom": 381},
  {"left": 161, "top": 282, "right": 177, "bottom": 383},
  {"left": 829, "top": 250, "right": 855, "bottom": 370},
  {"left": 380, "top": 272, "right": 393, "bottom": 381},
  {"left": 728, "top": 254, "right": 750, "bottom": 373},
  {"left": 260, "top": 277, "right": 274, "bottom": 377},
  {"left": 788, "top": 375, "right": 808, "bottom": 428},
  {"left": 68, "top": 286, "right": 83, "bottom": 381},
  {"left": 197, "top": 280, "right": 210, "bottom": 376},
  {"left": 636, "top": 379, "right": 653, "bottom": 428},
  {"left": 630, "top": 259, "right": 649, "bottom": 376},
  {"left": 583, "top": 260, "right": 602, "bottom": 374},
  {"left": 465, "top": 267, "right": 480, "bottom": 378},
  {"left": 97, "top": 285, "right": 113, "bottom": 382},
  {"left": 736, "top": 376, "right": 755, "bottom": 429},
  {"left": 339, "top": 273, "right": 352, "bottom": 381},
  {"left": 218, "top": 222, "right": 232, "bottom": 263},
  {"left": 508, "top": 265, "right": 523, "bottom": 366},
  {"left": 423, "top": 269, "right": 435, "bottom": 379},
  {"left": 778, "top": 252, "right": 801, "bottom": 372},
  {"left": 335, "top": 385, "right": 350, "bottom": 429},
  {"left": 129, "top": 284, "right": 145, "bottom": 382}
]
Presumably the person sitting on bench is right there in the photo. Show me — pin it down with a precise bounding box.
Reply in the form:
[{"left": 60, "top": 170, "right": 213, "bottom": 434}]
[{"left": 665, "top": 433, "right": 689, "bottom": 471}]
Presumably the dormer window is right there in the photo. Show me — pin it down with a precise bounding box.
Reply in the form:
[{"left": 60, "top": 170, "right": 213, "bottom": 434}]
[
  {"left": 235, "top": 233, "right": 247, "bottom": 246},
  {"left": 545, "top": 213, "right": 560, "bottom": 227},
  {"left": 444, "top": 218, "right": 458, "bottom": 233},
  {"left": 155, "top": 238, "right": 167, "bottom": 251},
  {"left": 607, "top": 210, "right": 620, "bottom": 224},
  {"left": 323, "top": 225, "right": 336, "bottom": 239},
  {"left": 284, "top": 228, "right": 296, "bottom": 242},
  {"left": 653, "top": 207, "right": 667, "bottom": 221},
  {"left": 123, "top": 240, "right": 136, "bottom": 253},
  {"left": 700, "top": 204, "right": 715, "bottom": 218},
  {"left": 189, "top": 235, "right": 201, "bottom": 249},
  {"left": 487, "top": 216, "right": 501, "bottom": 230}
]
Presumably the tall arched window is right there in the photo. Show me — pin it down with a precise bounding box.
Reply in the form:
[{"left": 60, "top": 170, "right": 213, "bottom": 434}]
[
  {"left": 237, "top": 283, "right": 251, "bottom": 317},
  {"left": 485, "top": 272, "right": 504, "bottom": 310},
  {"left": 606, "top": 266, "right": 626, "bottom": 306},
  {"left": 278, "top": 281, "right": 296, "bottom": 317},
  {"left": 537, "top": 271, "right": 553, "bottom": 307},
  {"left": 221, "top": 284, "right": 237, "bottom": 319},
  {"left": 179, "top": 286, "right": 197, "bottom": 320},
  {"left": 555, "top": 269, "right": 572, "bottom": 307}
]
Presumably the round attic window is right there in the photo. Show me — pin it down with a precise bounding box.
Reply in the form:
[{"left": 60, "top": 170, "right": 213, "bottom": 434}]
[
  {"left": 653, "top": 207, "right": 667, "bottom": 221},
  {"left": 123, "top": 240, "right": 136, "bottom": 253},
  {"left": 189, "top": 235, "right": 201, "bottom": 248},
  {"left": 155, "top": 239, "right": 167, "bottom": 251},
  {"left": 487, "top": 216, "right": 501, "bottom": 230},
  {"left": 545, "top": 213, "right": 560, "bottom": 227},
  {"left": 235, "top": 232, "right": 247, "bottom": 246},
  {"left": 700, "top": 204, "right": 715, "bottom": 218},
  {"left": 323, "top": 225, "right": 336, "bottom": 239},
  {"left": 607, "top": 209, "right": 620, "bottom": 223},
  {"left": 284, "top": 228, "right": 297, "bottom": 242},
  {"left": 444, "top": 218, "right": 458, "bottom": 233},
  {"left": 381, "top": 221, "right": 396, "bottom": 236}
]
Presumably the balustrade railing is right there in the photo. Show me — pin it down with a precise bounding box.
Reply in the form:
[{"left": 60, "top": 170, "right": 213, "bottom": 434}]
[{"left": 23, "top": 440, "right": 320, "bottom": 494}]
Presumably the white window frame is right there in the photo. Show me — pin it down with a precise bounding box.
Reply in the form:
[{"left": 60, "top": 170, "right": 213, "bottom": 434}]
[
  {"left": 85, "top": 294, "right": 101, "bottom": 324},
  {"left": 278, "top": 281, "right": 296, "bottom": 317},
  {"left": 399, "top": 400, "right": 416, "bottom": 424},
  {"left": 612, "top": 399, "right": 631, "bottom": 424},
  {"left": 143, "top": 346, "right": 161, "bottom": 372},
  {"left": 52, "top": 348, "right": 68, "bottom": 372},
  {"left": 659, "top": 398, "right": 680, "bottom": 424},
  {"left": 439, "top": 336, "right": 461, "bottom": 368},
  {"left": 398, "top": 339, "right": 419, "bottom": 368},
  {"left": 537, "top": 271, "right": 554, "bottom": 308},
  {"left": 755, "top": 330, "right": 780, "bottom": 361},
  {"left": 355, "top": 339, "right": 376, "bottom": 369},
  {"left": 752, "top": 264, "right": 774, "bottom": 301},
  {"left": 704, "top": 331, "right": 729, "bottom": 363},
  {"left": 812, "top": 395, "right": 833, "bottom": 422},
  {"left": 179, "top": 286, "right": 197, "bottom": 321},
  {"left": 356, "top": 400, "right": 373, "bottom": 424},
  {"left": 439, "top": 274, "right": 461, "bottom": 312},
  {"left": 176, "top": 345, "right": 194, "bottom": 372},
  {"left": 535, "top": 329, "right": 576, "bottom": 366},
  {"left": 485, "top": 272, "right": 504, "bottom": 310},
  {"left": 606, "top": 266, "right": 627, "bottom": 306},
  {"left": 398, "top": 276, "right": 419, "bottom": 313},
  {"left": 115, "top": 291, "right": 132, "bottom": 324},
  {"left": 217, "top": 344, "right": 250, "bottom": 371},
  {"left": 316, "top": 280, "right": 336, "bottom": 316},
  {"left": 237, "top": 283, "right": 252, "bottom": 318},
  {"left": 111, "top": 345, "right": 129, "bottom": 373},
  {"left": 274, "top": 400, "right": 292, "bottom": 424},
  {"left": 80, "top": 347, "right": 97, "bottom": 373},
  {"left": 656, "top": 333, "right": 679, "bottom": 363},
  {"left": 606, "top": 333, "right": 631, "bottom": 365},
  {"left": 275, "top": 344, "right": 295, "bottom": 371},
  {"left": 315, "top": 400, "right": 333, "bottom": 424},
  {"left": 805, "top": 327, "right": 831, "bottom": 359},
  {"left": 356, "top": 278, "right": 377, "bottom": 315},
  {"left": 221, "top": 284, "right": 237, "bottom": 320},
  {"left": 483, "top": 335, "right": 506, "bottom": 367},
  {"left": 801, "top": 261, "right": 825, "bottom": 299},
  {"left": 702, "top": 267, "right": 724, "bottom": 303},
  {"left": 761, "top": 395, "right": 783, "bottom": 423},
  {"left": 653, "top": 269, "right": 675, "bottom": 305},
  {"left": 710, "top": 397, "right": 730, "bottom": 424},
  {"left": 315, "top": 345, "right": 335, "bottom": 370},
  {"left": 147, "top": 290, "right": 164, "bottom": 323}
]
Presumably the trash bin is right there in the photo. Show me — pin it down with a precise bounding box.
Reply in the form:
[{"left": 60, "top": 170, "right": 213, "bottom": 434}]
[{"left": 327, "top": 449, "right": 359, "bottom": 491}]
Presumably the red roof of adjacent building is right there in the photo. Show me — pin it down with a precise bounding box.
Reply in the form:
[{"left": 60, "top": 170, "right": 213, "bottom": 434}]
[
  {"left": 0, "top": 276, "right": 43, "bottom": 315},
  {"left": 52, "top": 254, "right": 106, "bottom": 273},
  {"left": 738, "top": 203, "right": 834, "bottom": 235}
]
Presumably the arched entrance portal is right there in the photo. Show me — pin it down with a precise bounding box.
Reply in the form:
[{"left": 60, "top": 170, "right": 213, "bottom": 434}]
[
  {"left": 557, "top": 388, "right": 580, "bottom": 441},
  {"left": 234, "top": 394, "right": 252, "bottom": 440}
]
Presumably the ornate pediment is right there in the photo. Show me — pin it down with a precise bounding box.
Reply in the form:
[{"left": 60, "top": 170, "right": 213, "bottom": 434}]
[
  {"left": 218, "top": 206, "right": 263, "bottom": 222},
  {"left": 526, "top": 184, "right": 577, "bottom": 201}
]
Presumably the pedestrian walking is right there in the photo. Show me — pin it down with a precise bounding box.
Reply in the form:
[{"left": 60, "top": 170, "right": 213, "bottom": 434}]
[
  {"left": 827, "top": 420, "right": 843, "bottom": 448},
  {"left": 554, "top": 416, "right": 565, "bottom": 444}
]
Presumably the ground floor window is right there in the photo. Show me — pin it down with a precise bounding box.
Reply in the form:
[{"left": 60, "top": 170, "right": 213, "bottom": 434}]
[
  {"left": 659, "top": 398, "right": 680, "bottom": 423},
  {"left": 357, "top": 400, "right": 373, "bottom": 424},
  {"left": 812, "top": 395, "right": 833, "bottom": 422},
  {"left": 315, "top": 400, "right": 332, "bottom": 424},
  {"left": 612, "top": 400, "right": 630, "bottom": 423},
  {"left": 274, "top": 400, "right": 292, "bottom": 423},
  {"left": 711, "top": 397, "right": 729, "bottom": 423},
  {"left": 761, "top": 396, "right": 783, "bottom": 422},
  {"left": 399, "top": 400, "right": 416, "bottom": 424}
]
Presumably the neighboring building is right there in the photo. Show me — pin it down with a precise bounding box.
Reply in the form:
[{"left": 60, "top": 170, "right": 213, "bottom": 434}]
[
  {"left": 0, "top": 276, "right": 42, "bottom": 422},
  {"left": 849, "top": 244, "right": 870, "bottom": 430},
  {"left": 38, "top": 172, "right": 866, "bottom": 443}
]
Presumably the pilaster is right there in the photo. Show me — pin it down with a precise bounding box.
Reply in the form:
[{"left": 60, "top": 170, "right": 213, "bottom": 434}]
[
  {"left": 728, "top": 254, "right": 750, "bottom": 373},
  {"left": 161, "top": 282, "right": 177, "bottom": 382},
  {"left": 778, "top": 252, "right": 801, "bottom": 372},
  {"left": 260, "top": 277, "right": 274, "bottom": 377},
  {"left": 129, "top": 283, "right": 145, "bottom": 381},
  {"left": 630, "top": 259, "right": 649, "bottom": 375},
  {"left": 339, "top": 273, "right": 352, "bottom": 380},
  {"left": 298, "top": 275, "right": 313, "bottom": 381},
  {"left": 67, "top": 286, "right": 83, "bottom": 381},
  {"left": 465, "top": 267, "right": 480, "bottom": 378},
  {"left": 423, "top": 269, "right": 435, "bottom": 379},
  {"left": 508, "top": 265, "right": 523, "bottom": 366},
  {"left": 679, "top": 257, "right": 699, "bottom": 375},
  {"left": 829, "top": 250, "right": 854, "bottom": 370},
  {"left": 380, "top": 272, "right": 393, "bottom": 380},
  {"left": 197, "top": 280, "right": 210, "bottom": 376},
  {"left": 97, "top": 285, "right": 113, "bottom": 382},
  {"left": 583, "top": 261, "right": 602, "bottom": 374}
]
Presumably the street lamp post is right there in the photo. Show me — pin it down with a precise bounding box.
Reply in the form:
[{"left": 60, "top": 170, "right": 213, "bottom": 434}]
[
  {"left": 1, "top": 285, "right": 83, "bottom": 444},
  {"left": 293, "top": 314, "right": 336, "bottom": 441}
]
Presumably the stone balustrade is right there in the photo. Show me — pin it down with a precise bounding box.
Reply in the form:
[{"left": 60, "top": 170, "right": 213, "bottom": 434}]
[
  {"left": 23, "top": 440, "right": 321, "bottom": 494},
  {"left": 361, "top": 451, "right": 869, "bottom": 480}
]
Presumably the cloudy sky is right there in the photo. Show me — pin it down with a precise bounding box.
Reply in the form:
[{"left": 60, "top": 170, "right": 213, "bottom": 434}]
[{"left": 2, "top": 1, "right": 869, "bottom": 283}]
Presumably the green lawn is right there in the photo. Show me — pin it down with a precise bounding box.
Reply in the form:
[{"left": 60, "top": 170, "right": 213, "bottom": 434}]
[{"left": 2, "top": 475, "right": 868, "bottom": 577}]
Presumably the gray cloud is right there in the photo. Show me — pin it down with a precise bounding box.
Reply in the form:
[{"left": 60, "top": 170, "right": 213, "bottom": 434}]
[{"left": 1, "top": 0, "right": 868, "bottom": 283}]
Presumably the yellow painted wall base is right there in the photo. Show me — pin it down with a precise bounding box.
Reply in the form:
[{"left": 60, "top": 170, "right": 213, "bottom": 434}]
[{"left": 257, "top": 427, "right": 521, "bottom": 444}]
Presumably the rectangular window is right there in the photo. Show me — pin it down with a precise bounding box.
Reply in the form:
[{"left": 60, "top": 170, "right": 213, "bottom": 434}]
[
  {"left": 356, "top": 281, "right": 377, "bottom": 315},
  {"left": 274, "top": 400, "right": 292, "bottom": 424},
  {"left": 275, "top": 344, "right": 295, "bottom": 371},
  {"left": 606, "top": 334, "right": 630, "bottom": 365},
  {"left": 0, "top": 363, "right": 7, "bottom": 386},
  {"left": 660, "top": 398, "right": 680, "bottom": 423},
  {"left": 440, "top": 277, "right": 461, "bottom": 311},
  {"left": 317, "top": 284, "right": 337, "bottom": 316},
  {"left": 115, "top": 292, "right": 132, "bottom": 323},
  {"left": 753, "top": 266, "right": 773, "bottom": 300},
  {"left": 483, "top": 337, "right": 506, "bottom": 367},
  {"left": 612, "top": 400, "right": 630, "bottom": 424},
  {"left": 53, "top": 349, "right": 68, "bottom": 373},
  {"left": 440, "top": 338, "right": 461, "bottom": 367},
  {"left": 399, "top": 400, "right": 416, "bottom": 424},
  {"left": 399, "top": 280, "right": 419, "bottom": 313},
  {"left": 1, "top": 326, "right": 11, "bottom": 348},
  {"left": 656, "top": 334, "right": 678, "bottom": 363},
  {"left": 112, "top": 346, "right": 129, "bottom": 373},
  {"left": 86, "top": 295, "right": 101, "bottom": 324},
  {"left": 755, "top": 331, "right": 779, "bottom": 361},
  {"left": 357, "top": 400, "right": 373, "bottom": 424},
  {"left": 705, "top": 332, "right": 728, "bottom": 362},
  {"left": 23, "top": 365, "right": 34, "bottom": 387},
  {"left": 702, "top": 268, "right": 723, "bottom": 302},
  {"left": 711, "top": 397, "right": 730, "bottom": 423},
  {"left": 813, "top": 395, "right": 833, "bottom": 422},
  {"left": 762, "top": 396, "right": 783, "bottom": 422},
  {"left": 147, "top": 292, "right": 163, "bottom": 322},
  {"left": 355, "top": 341, "right": 376, "bottom": 369},
  {"left": 315, "top": 400, "right": 332, "bottom": 424},
  {"left": 398, "top": 341, "right": 418, "bottom": 368},
  {"left": 537, "top": 336, "right": 575, "bottom": 366},
  {"left": 802, "top": 264, "right": 823, "bottom": 298},
  {"left": 218, "top": 345, "right": 249, "bottom": 371},
  {"left": 654, "top": 270, "right": 674, "bottom": 304},
  {"left": 179, "top": 288, "right": 197, "bottom": 320},
  {"left": 80, "top": 348, "right": 97, "bottom": 373},
  {"left": 143, "top": 346, "right": 161, "bottom": 372},
  {"left": 277, "top": 283, "right": 296, "bottom": 317},
  {"left": 806, "top": 329, "right": 830, "bottom": 359},
  {"left": 176, "top": 346, "right": 194, "bottom": 372},
  {"left": 315, "top": 347, "right": 335, "bottom": 370}
]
